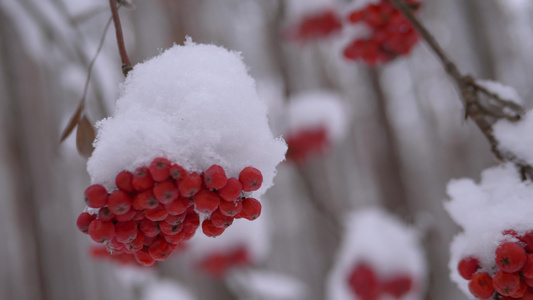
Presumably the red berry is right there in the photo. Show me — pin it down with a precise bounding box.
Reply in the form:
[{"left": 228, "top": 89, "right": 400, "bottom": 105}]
[
  {"left": 115, "top": 221, "right": 138, "bottom": 243},
  {"left": 148, "top": 237, "right": 174, "bottom": 261},
  {"left": 107, "top": 190, "right": 132, "bottom": 215},
  {"left": 88, "top": 219, "right": 115, "bottom": 243},
  {"left": 84, "top": 184, "right": 108, "bottom": 208},
  {"left": 238, "top": 167, "right": 263, "bottom": 192},
  {"left": 164, "top": 197, "right": 190, "bottom": 215},
  {"left": 133, "top": 190, "right": 159, "bottom": 210},
  {"left": 159, "top": 221, "right": 184, "bottom": 236},
  {"left": 218, "top": 198, "right": 243, "bottom": 217},
  {"left": 139, "top": 219, "right": 160, "bottom": 237},
  {"left": 132, "top": 167, "right": 154, "bottom": 191},
  {"left": 204, "top": 165, "right": 227, "bottom": 190},
  {"left": 115, "top": 170, "right": 134, "bottom": 193},
  {"left": 202, "top": 219, "right": 225, "bottom": 237},
  {"left": 210, "top": 209, "right": 234, "bottom": 228},
  {"left": 153, "top": 179, "right": 179, "bottom": 204},
  {"left": 145, "top": 204, "right": 168, "bottom": 221},
  {"left": 97, "top": 207, "right": 114, "bottom": 222},
  {"left": 509, "top": 280, "right": 527, "bottom": 298},
  {"left": 522, "top": 254, "right": 533, "bottom": 278},
  {"left": 164, "top": 212, "right": 186, "bottom": 225},
  {"left": 149, "top": 157, "right": 171, "bottom": 182},
  {"left": 76, "top": 212, "right": 96, "bottom": 234},
  {"left": 134, "top": 249, "right": 155, "bottom": 266},
  {"left": 237, "top": 198, "right": 262, "bottom": 220},
  {"left": 347, "top": 263, "right": 380, "bottom": 299},
  {"left": 106, "top": 238, "right": 124, "bottom": 253},
  {"left": 382, "top": 275, "right": 413, "bottom": 298},
  {"left": 495, "top": 242, "right": 527, "bottom": 273},
  {"left": 169, "top": 163, "right": 187, "bottom": 180},
  {"left": 458, "top": 257, "right": 480, "bottom": 280},
  {"left": 115, "top": 208, "right": 137, "bottom": 222},
  {"left": 143, "top": 235, "right": 157, "bottom": 246},
  {"left": 133, "top": 210, "right": 145, "bottom": 221},
  {"left": 125, "top": 232, "right": 144, "bottom": 252},
  {"left": 468, "top": 272, "right": 494, "bottom": 299},
  {"left": 178, "top": 172, "right": 202, "bottom": 197},
  {"left": 163, "top": 230, "right": 185, "bottom": 244},
  {"left": 194, "top": 190, "right": 220, "bottom": 214},
  {"left": 523, "top": 231, "right": 533, "bottom": 252},
  {"left": 218, "top": 177, "right": 242, "bottom": 201},
  {"left": 183, "top": 211, "right": 200, "bottom": 234},
  {"left": 493, "top": 270, "right": 521, "bottom": 297}
]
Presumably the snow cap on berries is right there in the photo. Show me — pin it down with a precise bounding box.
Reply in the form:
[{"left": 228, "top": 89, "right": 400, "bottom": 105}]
[
  {"left": 87, "top": 38, "right": 287, "bottom": 198},
  {"left": 445, "top": 163, "right": 533, "bottom": 297},
  {"left": 327, "top": 208, "right": 427, "bottom": 300},
  {"left": 286, "top": 90, "right": 348, "bottom": 141}
]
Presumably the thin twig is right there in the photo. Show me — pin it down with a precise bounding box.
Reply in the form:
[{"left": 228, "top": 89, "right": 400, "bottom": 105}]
[
  {"left": 109, "top": 0, "right": 132, "bottom": 76},
  {"left": 390, "top": 0, "right": 533, "bottom": 181}
]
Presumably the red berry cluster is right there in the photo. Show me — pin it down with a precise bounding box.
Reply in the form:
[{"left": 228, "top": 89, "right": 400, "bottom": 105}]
[
  {"left": 286, "top": 126, "right": 329, "bottom": 164},
  {"left": 285, "top": 9, "right": 343, "bottom": 42},
  {"left": 347, "top": 262, "right": 414, "bottom": 300},
  {"left": 76, "top": 157, "right": 263, "bottom": 266},
  {"left": 196, "top": 245, "right": 250, "bottom": 278},
  {"left": 459, "top": 230, "right": 533, "bottom": 299},
  {"left": 343, "top": 0, "right": 421, "bottom": 65}
]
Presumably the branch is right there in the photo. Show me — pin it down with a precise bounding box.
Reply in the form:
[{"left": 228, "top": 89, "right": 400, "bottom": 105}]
[
  {"left": 109, "top": 0, "right": 132, "bottom": 76},
  {"left": 390, "top": 0, "right": 533, "bottom": 180}
]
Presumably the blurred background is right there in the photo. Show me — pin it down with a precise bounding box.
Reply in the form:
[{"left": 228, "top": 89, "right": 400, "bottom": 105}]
[{"left": 1, "top": 0, "right": 533, "bottom": 299}]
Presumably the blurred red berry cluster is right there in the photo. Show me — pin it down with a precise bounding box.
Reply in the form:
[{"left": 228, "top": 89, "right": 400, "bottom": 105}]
[
  {"left": 285, "top": 9, "right": 343, "bottom": 42},
  {"left": 459, "top": 230, "right": 533, "bottom": 299},
  {"left": 196, "top": 245, "right": 250, "bottom": 278},
  {"left": 286, "top": 126, "right": 329, "bottom": 164},
  {"left": 347, "top": 262, "right": 414, "bottom": 300},
  {"left": 343, "top": 0, "right": 421, "bottom": 65},
  {"left": 76, "top": 157, "right": 263, "bottom": 266}
]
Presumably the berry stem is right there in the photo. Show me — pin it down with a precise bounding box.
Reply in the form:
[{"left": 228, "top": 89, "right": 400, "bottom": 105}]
[
  {"left": 390, "top": 0, "right": 533, "bottom": 180},
  {"left": 109, "top": 0, "right": 132, "bottom": 76}
]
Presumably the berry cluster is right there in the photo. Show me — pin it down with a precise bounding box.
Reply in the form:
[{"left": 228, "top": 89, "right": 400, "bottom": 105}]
[
  {"left": 459, "top": 230, "right": 533, "bottom": 299},
  {"left": 343, "top": 0, "right": 421, "bottom": 65},
  {"left": 76, "top": 157, "right": 263, "bottom": 266},
  {"left": 286, "top": 126, "right": 329, "bottom": 164},
  {"left": 196, "top": 245, "right": 250, "bottom": 278},
  {"left": 285, "top": 9, "right": 343, "bottom": 42},
  {"left": 347, "top": 262, "right": 414, "bottom": 300}
]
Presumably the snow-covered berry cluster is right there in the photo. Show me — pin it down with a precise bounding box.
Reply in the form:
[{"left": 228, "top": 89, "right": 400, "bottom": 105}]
[
  {"left": 348, "top": 262, "right": 414, "bottom": 300},
  {"left": 327, "top": 209, "right": 426, "bottom": 300},
  {"left": 77, "top": 157, "right": 264, "bottom": 266},
  {"left": 458, "top": 231, "right": 533, "bottom": 299},
  {"left": 343, "top": 0, "right": 420, "bottom": 65},
  {"left": 284, "top": 91, "right": 347, "bottom": 164},
  {"left": 446, "top": 164, "right": 533, "bottom": 300}
]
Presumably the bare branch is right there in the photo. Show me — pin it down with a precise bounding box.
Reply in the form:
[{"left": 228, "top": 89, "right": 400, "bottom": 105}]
[{"left": 109, "top": 0, "right": 132, "bottom": 76}]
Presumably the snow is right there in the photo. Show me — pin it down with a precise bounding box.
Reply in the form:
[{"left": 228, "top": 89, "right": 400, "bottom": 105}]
[
  {"left": 475, "top": 79, "right": 524, "bottom": 105},
  {"left": 186, "top": 202, "right": 270, "bottom": 264},
  {"left": 87, "top": 38, "right": 287, "bottom": 199},
  {"left": 494, "top": 110, "right": 533, "bottom": 166},
  {"left": 346, "top": 0, "right": 381, "bottom": 12},
  {"left": 285, "top": 0, "right": 341, "bottom": 19},
  {"left": 445, "top": 163, "right": 533, "bottom": 298},
  {"left": 285, "top": 90, "right": 348, "bottom": 141},
  {"left": 142, "top": 280, "right": 196, "bottom": 300},
  {"left": 227, "top": 270, "right": 308, "bottom": 300},
  {"left": 327, "top": 208, "right": 426, "bottom": 300}
]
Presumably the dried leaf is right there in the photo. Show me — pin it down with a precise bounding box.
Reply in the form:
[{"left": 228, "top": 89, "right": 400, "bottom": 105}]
[
  {"left": 76, "top": 114, "right": 96, "bottom": 158},
  {"left": 60, "top": 100, "right": 84, "bottom": 142}
]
